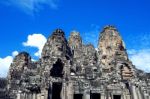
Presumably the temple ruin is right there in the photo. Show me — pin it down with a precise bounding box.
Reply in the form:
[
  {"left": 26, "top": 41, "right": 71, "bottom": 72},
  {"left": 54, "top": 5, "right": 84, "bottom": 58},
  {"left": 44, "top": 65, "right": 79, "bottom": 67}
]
[{"left": 1, "top": 25, "right": 150, "bottom": 99}]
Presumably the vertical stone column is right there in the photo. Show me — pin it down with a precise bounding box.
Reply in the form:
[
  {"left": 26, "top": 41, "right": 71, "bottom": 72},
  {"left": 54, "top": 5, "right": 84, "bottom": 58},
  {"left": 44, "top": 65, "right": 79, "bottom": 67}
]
[
  {"left": 23, "top": 93, "right": 26, "bottom": 99},
  {"left": 20, "top": 93, "right": 23, "bottom": 99},
  {"left": 45, "top": 90, "right": 48, "bottom": 99},
  {"left": 121, "top": 95, "right": 123, "bottom": 99},
  {"left": 61, "top": 82, "right": 66, "bottom": 99},
  {"left": 24, "top": 93, "right": 28, "bottom": 99},
  {"left": 83, "top": 93, "right": 90, "bottom": 99},
  {"left": 39, "top": 90, "right": 44, "bottom": 99},
  {"left": 108, "top": 93, "right": 112, "bottom": 99},
  {"left": 148, "top": 95, "right": 150, "bottom": 99},
  {"left": 17, "top": 93, "right": 21, "bottom": 99},
  {"left": 20, "top": 93, "right": 25, "bottom": 99},
  {"left": 144, "top": 94, "right": 148, "bottom": 99},
  {"left": 131, "top": 85, "right": 138, "bottom": 99},
  {"left": 27, "top": 93, "right": 31, "bottom": 99},
  {"left": 126, "top": 95, "right": 131, "bottom": 99},
  {"left": 41, "top": 95, "right": 44, "bottom": 99},
  {"left": 32, "top": 93, "right": 35, "bottom": 99},
  {"left": 67, "top": 82, "right": 74, "bottom": 99},
  {"left": 37, "top": 94, "right": 41, "bottom": 99},
  {"left": 137, "top": 88, "right": 143, "bottom": 99},
  {"left": 101, "top": 93, "right": 105, "bottom": 99},
  {"left": 123, "top": 95, "right": 126, "bottom": 99},
  {"left": 143, "top": 93, "right": 149, "bottom": 99}
]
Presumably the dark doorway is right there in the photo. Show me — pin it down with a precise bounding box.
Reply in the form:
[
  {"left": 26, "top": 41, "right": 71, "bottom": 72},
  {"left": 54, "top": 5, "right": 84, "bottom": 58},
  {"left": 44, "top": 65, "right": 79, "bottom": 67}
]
[
  {"left": 90, "top": 93, "right": 101, "bottom": 99},
  {"left": 50, "top": 59, "right": 64, "bottom": 77},
  {"left": 51, "top": 83, "right": 62, "bottom": 99},
  {"left": 74, "top": 94, "right": 83, "bottom": 99},
  {"left": 113, "top": 95, "right": 121, "bottom": 99}
]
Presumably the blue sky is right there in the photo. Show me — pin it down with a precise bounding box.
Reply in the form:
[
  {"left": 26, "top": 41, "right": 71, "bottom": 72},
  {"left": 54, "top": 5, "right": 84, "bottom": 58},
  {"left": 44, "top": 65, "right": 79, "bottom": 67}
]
[{"left": 0, "top": 0, "right": 150, "bottom": 77}]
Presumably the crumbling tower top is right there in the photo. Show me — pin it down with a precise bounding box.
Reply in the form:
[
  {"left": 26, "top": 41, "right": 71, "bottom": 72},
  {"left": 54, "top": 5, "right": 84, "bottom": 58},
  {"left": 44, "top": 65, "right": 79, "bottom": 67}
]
[
  {"left": 52, "top": 29, "right": 65, "bottom": 36},
  {"left": 98, "top": 25, "right": 125, "bottom": 54},
  {"left": 98, "top": 25, "right": 128, "bottom": 70},
  {"left": 103, "top": 25, "right": 118, "bottom": 31},
  {"left": 68, "top": 31, "right": 82, "bottom": 50}
]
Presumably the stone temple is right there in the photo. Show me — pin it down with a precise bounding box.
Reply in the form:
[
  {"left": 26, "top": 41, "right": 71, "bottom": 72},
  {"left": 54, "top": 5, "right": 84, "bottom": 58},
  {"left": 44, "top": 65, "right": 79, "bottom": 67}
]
[{"left": 0, "top": 25, "right": 150, "bottom": 99}]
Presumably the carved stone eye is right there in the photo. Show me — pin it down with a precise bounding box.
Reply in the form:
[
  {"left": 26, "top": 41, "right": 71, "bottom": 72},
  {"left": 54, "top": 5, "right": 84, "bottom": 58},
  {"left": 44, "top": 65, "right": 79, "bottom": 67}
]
[
  {"left": 93, "top": 67, "right": 98, "bottom": 72},
  {"left": 106, "top": 46, "right": 111, "bottom": 50},
  {"left": 95, "top": 69, "right": 98, "bottom": 72},
  {"left": 102, "top": 55, "right": 107, "bottom": 59}
]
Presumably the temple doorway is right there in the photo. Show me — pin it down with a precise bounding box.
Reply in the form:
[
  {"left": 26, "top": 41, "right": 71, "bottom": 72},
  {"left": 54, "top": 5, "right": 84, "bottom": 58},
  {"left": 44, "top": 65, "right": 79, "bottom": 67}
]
[
  {"left": 90, "top": 93, "right": 101, "bottom": 99},
  {"left": 51, "top": 82, "right": 62, "bottom": 99},
  {"left": 113, "top": 95, "right": 121, "bottom": 99},
  {"left": 74, "top": 93, "right": 83, "bottom": 99}
]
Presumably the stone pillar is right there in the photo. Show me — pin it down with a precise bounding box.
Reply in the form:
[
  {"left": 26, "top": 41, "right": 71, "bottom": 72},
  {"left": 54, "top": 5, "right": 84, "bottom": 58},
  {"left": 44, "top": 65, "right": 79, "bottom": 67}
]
[
  {"left": 101, "top": 93, "right": 105, "bottom": 99},
  {"left": 23, "top": 94, "right": 25, "bottom": 99},
  {"left": 131, "top": 86, "right": 138, "bottom": 99},
  {"left": 121, "top": 95, "right": 123, "bottom": 99},
  {"left": 83, "top": 93, "right": 90, "bottom": 99},
  {"left": 20, "top": 93, "right": 25, "bottom": 99},
  {"left": 33, "top": 93, "right": 36, "bottom": 99},
  {"left": 67, "top": 82, "right": 74, "bottom": 99},
  {"left": 108, "top": 93, "right": 112, "bottom": 99},
  {"left": 17, "top": 93, "right": 21, "bottom": 99},
  {"left": 37, "top": 94, "right": 41, "bottom": 99},
  {"left": 41, "top": 89, "right": 48, "bottom": 99},
  {"left": 126, "top": 95, "right": 131, "bottom": 99},
  {"left": 137, "top": 88, "right": 143, "bottom": 99},
  {"left": 123, "top": 94, "right": 126, "bottom": 99},
  {"left": 29, "top": 94, "right": 32, "bottom": 99},
  {"left": 20, "top": 93, "right": 23, "bottom": 99},
  {"left": 41, "top": 95, "right": 45, "bottom": 99},
  {"left": 61, "top": 82, "right": 66, "bottom": 99},
  {"left": 24, "top": 93, "right": 28, "bottom": 99},
  {"left": 143, "top": 93, "right": 149, "bottom": 99},
  {"left": 148, "top": 95, "right": 150, "bottom": 99},
  {"left": 45, "top": 90, "right": 48, "bottom": 99}
]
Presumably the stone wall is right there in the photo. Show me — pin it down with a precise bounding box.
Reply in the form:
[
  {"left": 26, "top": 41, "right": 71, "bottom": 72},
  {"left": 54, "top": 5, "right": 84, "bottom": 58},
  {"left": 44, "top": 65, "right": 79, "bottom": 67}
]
[{"left": 5, "top": 25, "right": 150, "bottom": 99}]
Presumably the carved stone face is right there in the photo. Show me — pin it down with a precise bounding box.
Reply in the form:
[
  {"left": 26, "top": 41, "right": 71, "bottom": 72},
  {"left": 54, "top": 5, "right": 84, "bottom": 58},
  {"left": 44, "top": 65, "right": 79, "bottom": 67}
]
[
  {"left": 85, "top": 67, "right": 97, "bottom": 80},
  {"left": 69, "top": 31, "right": 82, "bottom": 49}
]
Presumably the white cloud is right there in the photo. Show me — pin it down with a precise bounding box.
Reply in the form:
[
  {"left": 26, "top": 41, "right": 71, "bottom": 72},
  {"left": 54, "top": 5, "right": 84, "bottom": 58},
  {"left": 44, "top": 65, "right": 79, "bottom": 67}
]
[
  {"left": 128, "top": 49, "right": 150, "bottom": 72},
  {"left": 0, "top": 33, "right": 46, "bottom": 77},
  {"left": 12, "top": 51, "right": 19, "bottom": 57},
  {"left": 1, "top": 0, "right": 59, "bottom": 15},
  {"left": 23, "top": 34, "right": 47, "bottom": 57},
  {"left": 0, "top": 51, "right": 18, "bottom": 77},
  {"left": 95, "top": 48, "right": 98, "bottom": 51}
]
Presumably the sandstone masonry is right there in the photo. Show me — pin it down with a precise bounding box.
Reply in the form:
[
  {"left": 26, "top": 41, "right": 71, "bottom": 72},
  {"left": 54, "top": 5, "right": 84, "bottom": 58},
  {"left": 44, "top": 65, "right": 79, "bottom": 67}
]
[{"left": 2, "top": 25, "right": 150, "bottom": 99}]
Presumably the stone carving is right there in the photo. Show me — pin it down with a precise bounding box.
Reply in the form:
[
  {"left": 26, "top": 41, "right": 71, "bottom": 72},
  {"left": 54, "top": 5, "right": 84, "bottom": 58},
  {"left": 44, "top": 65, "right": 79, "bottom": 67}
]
[{"left": 1, "top": 25, "right": 150, "bottom": 99}]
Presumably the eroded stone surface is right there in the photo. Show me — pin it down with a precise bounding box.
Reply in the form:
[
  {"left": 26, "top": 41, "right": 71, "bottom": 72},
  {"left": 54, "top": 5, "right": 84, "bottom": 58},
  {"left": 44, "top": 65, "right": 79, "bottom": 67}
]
[{"left": 3, "top": 26, "right": 150, "bottom": 99}]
